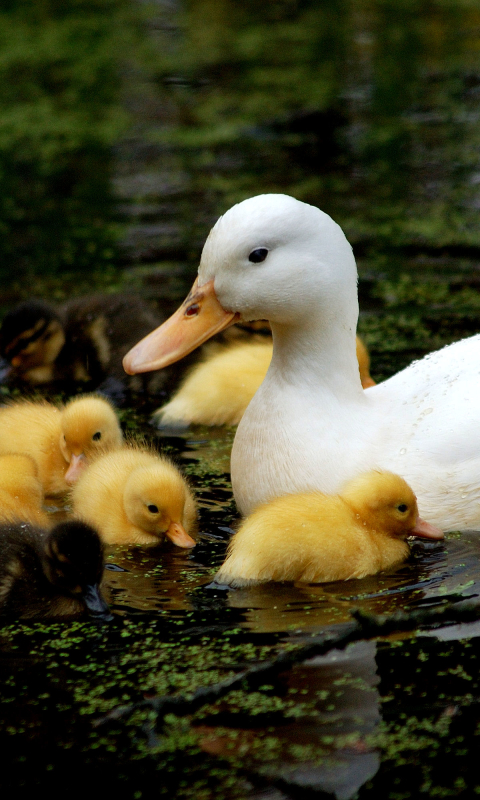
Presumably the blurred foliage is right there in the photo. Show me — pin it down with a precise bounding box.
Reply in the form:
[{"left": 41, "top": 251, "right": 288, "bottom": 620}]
[
  {"left": 145, "top": 0, "right": 480, "bottom": 248},
  {"left": 0, "top": 0, "right": 137, "bottom": 277},
  {"left": 2, "top": 0, "right": 480, "bottom": 278}
]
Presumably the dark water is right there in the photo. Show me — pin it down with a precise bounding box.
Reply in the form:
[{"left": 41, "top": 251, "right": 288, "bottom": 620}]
[
  {"left": 2, "top": 422, "right": 480, "bottom": 799},
  {"left": 2, "top": 1, "right": 480, "bottom": 797}
]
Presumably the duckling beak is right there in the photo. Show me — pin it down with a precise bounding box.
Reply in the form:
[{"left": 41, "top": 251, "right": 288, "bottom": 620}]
[
  {"left": 165, "top": 521, "right": 196, "bottom": 549},
  {"left": 411, "top": 516, "right": 444, "bottom": 540},
  {"left": 82, "top": 584, "right": 113, "bottom": 621},
  {"left": 64, "top": 453, "right": 87, "bottom": 485},
  {"left": 123, "top": 278, "right": 239, "bottom": 374}
]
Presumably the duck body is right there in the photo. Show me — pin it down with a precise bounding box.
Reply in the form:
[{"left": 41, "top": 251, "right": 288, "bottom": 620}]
[
  {"left": 71, "top": 446, "right": 197, "bottom": 547},
  {"left": 0, "top": 395, "right": 123, "bottom": 498},
  {"left": 0, "top": 453, "right": 49, "bottom": 527},
  {"left": 215, "top": 471, "right": 443, "bottom": 587},
  {"left": 155, "top": 334, "right": 374, "bottom": 428},
  {"left": 124, "top": 194, "right": 480, "bottom": 531},
  {"left": 0, "top": 520, "right": 111, "bottom": 620}
]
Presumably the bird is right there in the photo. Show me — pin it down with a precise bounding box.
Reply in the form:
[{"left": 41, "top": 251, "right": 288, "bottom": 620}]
[
  {"left": 124, "top": 193, "right": 480, "bottom": 530},
  {"left": 0, "top": 394, "right": 123, "bottom": 498},
  {"left": 70, "top": 445, "right": 197, "bottom": 547},
  {"left": 154, "top": 334, "right": 374, "bottom": 427},
  {"left": 0, "top": 294, "right": 167, "bottom": 399},
  {"left": 0, "top": 453, "right": 50, "bottom": 527},
  {"left": 214, "top": 471, "right": 443, "bottom": 587},
  {"left": 0, "top": 519, "right": 111, "bottom": 620}
]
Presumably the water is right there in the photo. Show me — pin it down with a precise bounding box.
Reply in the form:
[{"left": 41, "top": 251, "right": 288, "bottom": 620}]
[{"left": 2, "top": 1, "right": 480, "bottom": 796}]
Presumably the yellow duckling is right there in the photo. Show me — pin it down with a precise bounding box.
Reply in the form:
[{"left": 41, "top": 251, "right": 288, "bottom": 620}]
[
  {"left": 0, "top": 453, "right": 50, "bottom": 527},
  {"left": 214, "top": 471, "right": 443, "bottom": 588},
  {"left": 71, "top": 446, "right": 197, "bottom": 547},
  {"left": 0, "top": 395, "right": 123, "bottom": 498},
  {"left": 155, "top": 335, "right": 375, "bottom": 427}
]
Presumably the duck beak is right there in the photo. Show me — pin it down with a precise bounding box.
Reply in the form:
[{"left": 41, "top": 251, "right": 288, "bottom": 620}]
[
  {"left": 123, "top": 278, "right": 239, "bottom": 374},
  {"left": 165, "top": 521, "right": 196, "bottom": 549},
  {"left": 411, "top": 516, "right": 444, "bottom": 540},
  {"left": 82, "top": 584, "right": 113, "bottom": 621},
  {"left": 64, "top": 453, "right": 87, "bottom": 485}
]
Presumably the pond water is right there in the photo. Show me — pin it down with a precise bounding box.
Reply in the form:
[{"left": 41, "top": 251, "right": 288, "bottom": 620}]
[
  {"left": 2, "top": 415, "right": 480, "bottom": 799},
  {"left": 2, "top": 1, "right": 480, "bottom": 797}
]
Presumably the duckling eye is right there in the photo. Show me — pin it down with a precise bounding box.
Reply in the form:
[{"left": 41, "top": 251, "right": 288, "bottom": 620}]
[
  {"left": 92, "top": 431, "right": 102, "bottom": 441},
  {"left": 148, "top": 504, "right": 159, "bottom": 514},
  {"left": 397, "top": 504, "right": 409, "bottom": 513},
  {"left": 248, "top": 248, "right": 268, "bottom": 264}
]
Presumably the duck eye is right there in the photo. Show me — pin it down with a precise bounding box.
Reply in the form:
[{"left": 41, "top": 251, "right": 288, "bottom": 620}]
[
  {"left": 148, "top": 504, "right": 159, "bottom": 514},
  {"left": 397, "top": 503, "right": 408, "bottom": 513},
  {"left": 248, "top": 248, "right": 268, "bottom": 264},
  {"left": 92, "top": 431, "right": 102, "bottom": 441}
]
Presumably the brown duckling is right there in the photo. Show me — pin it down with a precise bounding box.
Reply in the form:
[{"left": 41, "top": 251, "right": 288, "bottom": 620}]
[
  {"left": 0, "top": 394, "right": 123, "bottom": 498},
  {"left": 0, "top": 453, "right": 50, "bottom": 527},
  {"left": 0, "top": 519, "right": 111, "bottom": 620},
  {"left": 215, "top": 471, "right": 443, "bottom": 588},
  {"left": 0, "top": 294, "right": 166, "bottom": 398},
  {"left": 154, "top": 335, "right": 375, "bottom": 427},
  {"left": 71, "top": 446, "right": 197, "bottom": 547}
]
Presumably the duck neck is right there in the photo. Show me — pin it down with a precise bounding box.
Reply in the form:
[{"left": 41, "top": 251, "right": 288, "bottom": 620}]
[{"left": 269, "top": 318, "right": 365, "bottom": 399}]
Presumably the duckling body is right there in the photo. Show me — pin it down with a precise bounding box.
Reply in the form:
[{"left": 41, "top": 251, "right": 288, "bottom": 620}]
[
  {"left": 215, "top": 471, "right": 443, "bottom": 588},
  {"left": 156, "top": 335, "right": 374, "bottom": 427},
  {"left": 0, "top": 395, "right": 123, "bottom": 498},
  {"left": 0, "top": 294, "right": 165, "bottom": 397},
  {"left": 0, "top": 519, "right": 110, "bottom": 619},
  {"left": 71, "top": 446, "right": 197, "bottom": 547},
  {"left": 0, "top": 453, "right": 49, "bottom": 527}
]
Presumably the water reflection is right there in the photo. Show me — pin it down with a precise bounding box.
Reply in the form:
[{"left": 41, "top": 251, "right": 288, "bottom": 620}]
[{"left": 197, "top": 641, "right": 381, "bottom": 800}]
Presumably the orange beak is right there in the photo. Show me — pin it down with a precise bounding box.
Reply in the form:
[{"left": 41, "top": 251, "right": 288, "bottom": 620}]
[
  {"left": 165, "top": 521, "right": 196, "bottom": 549},
  {"left": 411, "top": 516, "right": 444, "bottom": 540},
  {"left": 123, "top": 278, "right": 239, "bottom": 375},
  {"left": 64, "top": 453, "right": 87, "bottom": 486}
]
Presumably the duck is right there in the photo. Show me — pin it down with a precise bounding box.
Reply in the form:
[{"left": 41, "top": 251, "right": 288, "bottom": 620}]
[
  {"left": 0, "top": 394, "right": 123, "bottom": 498},
  {"left": 0, "top": 519, "right": 111, "bottom": 620},
  {"left": 71, "top": 446, "right": 197, "bottom": 547},
  {"left": 214, "top": 471, "right": 443, "bottom": 587},
  {"left": 0, "top": 294, "right": 167, "bottom": 399},
  {"left": 0, "top": 453, "right": 50, "bottom": 527},
  {"left": 124, "top": 193, "right": 480, "bottom": 530},
  {"left": 155, "top": 334, "right": 375, "bottom": 427}
]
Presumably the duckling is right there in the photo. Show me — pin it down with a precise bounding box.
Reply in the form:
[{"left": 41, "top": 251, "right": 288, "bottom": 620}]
[
  {"left": 0, "top": 453, "right": 50, "bottom": 527},
  {"left": 71, "top": 446, "right": 197, "bottom": 548},
  {"left": 0, "top": 519, "right": 111, "bottom": 620},
  {"left": 214, "top": 471, "right": 443, "bottom": 588},
  {"left": 0, "top": 395, "right": 123, "bottom": 498},
  {"left": 0, "top": 294, "right": 166, "bottom": 398},
  {"left": 154, "top": 335, "right": 375, "bottom": 427}
]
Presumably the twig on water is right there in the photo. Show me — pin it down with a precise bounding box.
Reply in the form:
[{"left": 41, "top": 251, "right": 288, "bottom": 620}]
[{"left": 93, "top": 594, "right": 480, "bottom": 730}]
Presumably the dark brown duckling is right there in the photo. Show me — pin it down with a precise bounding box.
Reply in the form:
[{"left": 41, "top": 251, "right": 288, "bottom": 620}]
[
  {"left": 0, "top": 519, "right": 112, "bottom": 620},
  {"left": 0, "top": 295, "right": 167, "bottom": 400}
]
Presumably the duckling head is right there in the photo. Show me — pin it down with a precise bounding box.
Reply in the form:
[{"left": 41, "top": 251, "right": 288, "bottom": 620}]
[
  {"left": 60, "top": 395, "right": 123, "bottom": 485},
  {"left": 123, "top": 464, "right": 196, "bottom": 548},
  {"left": 341, "top": 471, "right": 444, "bottom": 540},
  {"left": 0, "top": 299, "right": 65, "bottom": 380},
  {"left": 43, "top": 520, "right": 112, "bottom": 620}
]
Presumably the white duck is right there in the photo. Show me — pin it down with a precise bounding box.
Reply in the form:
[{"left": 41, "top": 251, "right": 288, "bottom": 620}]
[{"left": 124, "top": 194, "right": 480, "bottom": 530}]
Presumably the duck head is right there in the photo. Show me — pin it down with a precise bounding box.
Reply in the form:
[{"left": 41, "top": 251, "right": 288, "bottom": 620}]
[
  {"left": 123, "top": 194, "right": 358, "bottom": 374},
  {"left": 60, "top": 395, "right": 123, "bottom": 485},
  {"left": 0, "top": 299, "right": 66, "bottom": 383},
  {"left": 43, "top": 521, "right": 112, "bottom": 620},
  {"left": 341, "top": 471, "right": 444, "bottom": 541},
  {"left": 123, "top": 465, "right": 196, "bottom": 548}
]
